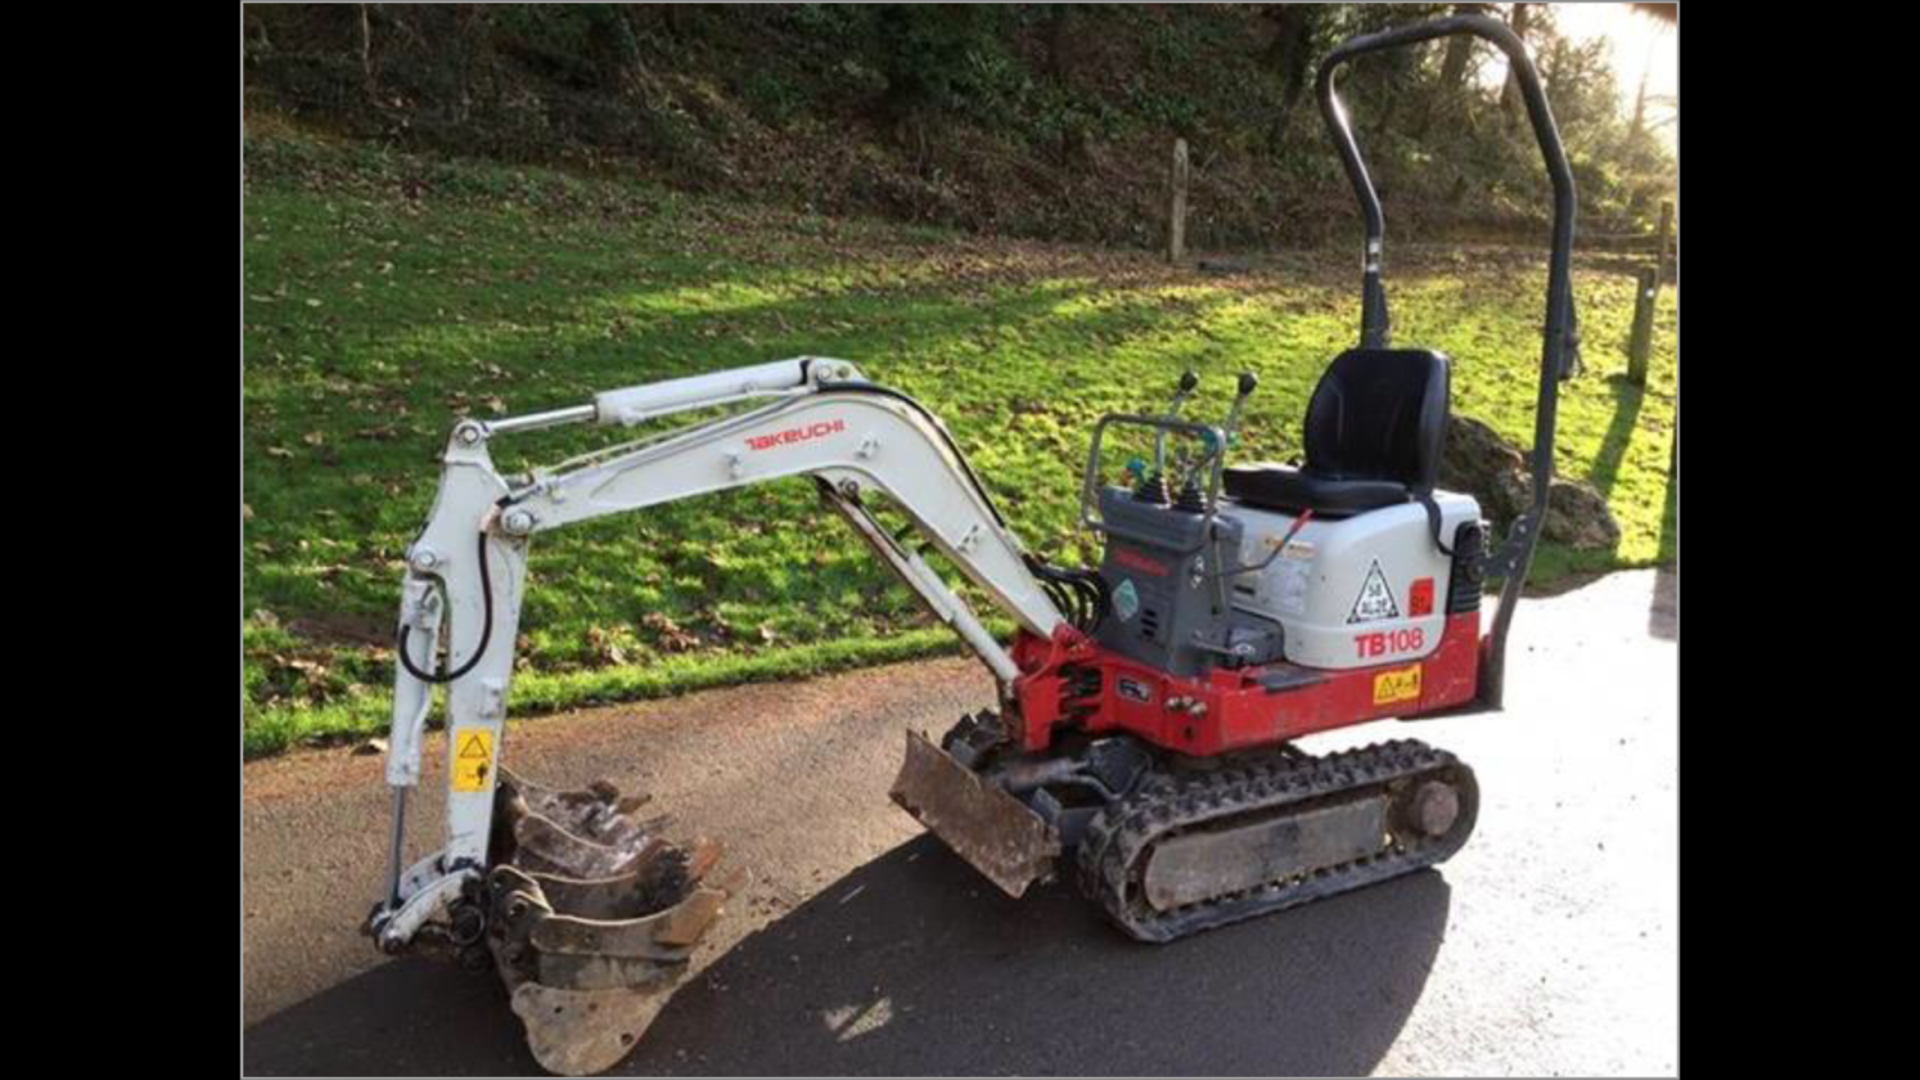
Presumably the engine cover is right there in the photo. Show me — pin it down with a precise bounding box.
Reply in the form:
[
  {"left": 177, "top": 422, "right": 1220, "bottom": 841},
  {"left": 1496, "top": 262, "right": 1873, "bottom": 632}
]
[{"left": 1227, "top": 492, "right": 1480, "bottom": 670}]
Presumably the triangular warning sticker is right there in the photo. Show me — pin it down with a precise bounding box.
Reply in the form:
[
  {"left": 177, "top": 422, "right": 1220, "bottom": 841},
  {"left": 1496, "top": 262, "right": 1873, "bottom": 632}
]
[
  {"left": 1347, "top": 559, "right": 1401, "bottom": 624},
  {"left": 458, "top": 732, "right": 491, "bottom": 759}
]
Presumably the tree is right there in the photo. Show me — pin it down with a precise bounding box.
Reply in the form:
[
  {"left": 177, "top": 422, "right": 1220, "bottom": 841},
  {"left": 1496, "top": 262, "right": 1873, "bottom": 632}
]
[
  {"left": 1259, "top": 5, "right": 1322, "bottom": 147},
  {"left": 1501, "top": 3, "right": 1532, "bottom": 124},
  {"left": 1041, "top": 4, "right": 1073, "bottom": 83},
  {"left": 870, "top": 5, "right": 1002, "bottom": 129},
  {"left": 1261, "top": 5, "right": 1320, "bottom": 112},
  {"left": 1418, "top": 3, "right": 1493, "bottom": 137}
]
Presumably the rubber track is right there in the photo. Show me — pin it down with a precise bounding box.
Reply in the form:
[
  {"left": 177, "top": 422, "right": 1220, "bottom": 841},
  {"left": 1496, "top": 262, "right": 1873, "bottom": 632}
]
[{"left": 1075, "top": 738, "right": 1477, "bottom": 943}]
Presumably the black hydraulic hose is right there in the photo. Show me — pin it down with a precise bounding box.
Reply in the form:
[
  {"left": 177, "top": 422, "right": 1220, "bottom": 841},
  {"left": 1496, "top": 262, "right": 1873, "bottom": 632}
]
[
  {"left": 815, "top": 381, "right": 1012, "bottom": 530},
  {"left": 1026, "top": 554, "right": 1110, "bottom": 634},
  {"left": 396, "top": 529, "right": 495, "bottom": 684}
]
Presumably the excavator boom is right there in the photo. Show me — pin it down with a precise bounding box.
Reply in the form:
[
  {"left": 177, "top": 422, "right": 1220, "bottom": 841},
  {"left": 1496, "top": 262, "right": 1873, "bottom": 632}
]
[{"left": 367, "top": 357, "right": 1070, "bottom": 1073}]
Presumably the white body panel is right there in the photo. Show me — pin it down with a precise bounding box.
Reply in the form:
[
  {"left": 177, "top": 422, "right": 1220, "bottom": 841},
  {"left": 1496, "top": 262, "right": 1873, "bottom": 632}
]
[
  {"left": 372, "top": 358, "right": 1071, "bottom": 949},
  {"left": 1226, "top": 491, "right": 1479, "bottom": 670}
]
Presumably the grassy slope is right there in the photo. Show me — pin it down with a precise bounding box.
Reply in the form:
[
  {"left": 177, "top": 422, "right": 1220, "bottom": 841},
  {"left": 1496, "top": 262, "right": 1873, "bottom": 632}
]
[{"left": 242, "top": 132, "right": 1676, "bottom": 757}]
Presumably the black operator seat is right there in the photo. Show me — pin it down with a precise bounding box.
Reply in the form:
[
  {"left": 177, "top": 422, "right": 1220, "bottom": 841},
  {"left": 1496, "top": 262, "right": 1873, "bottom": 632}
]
[{"left": 1223, "top": 348, "right": 1450, "bottom": 518}]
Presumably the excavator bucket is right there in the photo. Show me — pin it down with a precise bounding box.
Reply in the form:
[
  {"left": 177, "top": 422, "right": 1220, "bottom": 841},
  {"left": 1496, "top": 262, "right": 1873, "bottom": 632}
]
[
  {"left": 487, "top": 768, "right": 743, "bottom": 1075},
  {"left": 890, "top": 730, "right": 1061, "bottom": 898}
]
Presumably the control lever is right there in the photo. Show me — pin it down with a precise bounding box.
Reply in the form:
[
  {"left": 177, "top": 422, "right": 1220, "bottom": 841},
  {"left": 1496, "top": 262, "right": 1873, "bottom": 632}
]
[
  {"left": 1217, "top": 371, "right": 1258, "bottom": 452},
  {"left": 1153, "top": 369, "right": 1201, "bottom": 477},
  {"left": 1135, "top": 370, "right": 1201, "bottom": 504},
  {"left": 1174, "top": 371, "right": 1259, "bottom": 508}
]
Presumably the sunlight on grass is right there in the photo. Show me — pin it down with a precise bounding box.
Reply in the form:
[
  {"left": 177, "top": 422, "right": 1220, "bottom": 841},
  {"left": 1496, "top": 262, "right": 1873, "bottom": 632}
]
[{"left": 243, "top": 131, "right": 1676, "bottom": 756}]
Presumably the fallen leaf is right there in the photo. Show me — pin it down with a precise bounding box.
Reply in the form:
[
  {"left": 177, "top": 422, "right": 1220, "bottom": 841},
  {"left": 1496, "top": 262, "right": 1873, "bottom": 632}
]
[{"left": 642, "top": 612, "right": 698, "bottom": 653}]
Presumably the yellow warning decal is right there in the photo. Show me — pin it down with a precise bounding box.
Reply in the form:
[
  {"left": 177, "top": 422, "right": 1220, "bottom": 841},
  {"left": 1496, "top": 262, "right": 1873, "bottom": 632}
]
[
  {"left": 451, "top": 727, "right": 494, "bottom": 793},
  {"left": 1372, "top": 664, "right": 1422, "bottom": 706}
]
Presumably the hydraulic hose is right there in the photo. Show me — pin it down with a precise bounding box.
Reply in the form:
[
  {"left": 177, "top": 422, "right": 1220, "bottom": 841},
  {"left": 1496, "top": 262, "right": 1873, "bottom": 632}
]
[{"left": 396, "top": 529, "right": 495, "bottom": 684}]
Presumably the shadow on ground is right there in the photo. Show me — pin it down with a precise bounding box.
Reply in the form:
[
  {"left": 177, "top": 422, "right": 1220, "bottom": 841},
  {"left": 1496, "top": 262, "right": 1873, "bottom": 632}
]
[
  {"left": 1649, "top": 437, "right": 1677, "bottom": 640},
  {"left": 1590, "top": 374, "right": 1648, "bottom": 502},
  {"left": 246, "top": 836, "right": 1452, "bottom": 1076}
]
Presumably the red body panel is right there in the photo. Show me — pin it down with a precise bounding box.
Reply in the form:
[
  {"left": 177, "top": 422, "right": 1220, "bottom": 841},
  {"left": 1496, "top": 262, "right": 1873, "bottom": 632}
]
[{"left": 1010, "top": 612, "right": 1481, "bottom": 755}]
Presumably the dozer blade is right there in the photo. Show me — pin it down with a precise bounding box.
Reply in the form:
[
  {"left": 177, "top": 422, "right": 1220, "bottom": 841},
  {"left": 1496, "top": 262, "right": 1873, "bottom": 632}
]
[
  {"left": 889, "top": 729, "right": 1061, "bottom": 898},
  {"left": 488, "top": 769, "right": 743, "bottom": 1076}
]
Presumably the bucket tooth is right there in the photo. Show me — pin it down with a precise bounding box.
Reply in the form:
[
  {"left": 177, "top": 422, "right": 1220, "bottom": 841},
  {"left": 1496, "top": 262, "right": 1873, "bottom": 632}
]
[
  {"left": 648, "top": 886, "right": 730, "bottom": 948},
  {"left": 682, "top": 837, "right": 722, "bottom": 885}
]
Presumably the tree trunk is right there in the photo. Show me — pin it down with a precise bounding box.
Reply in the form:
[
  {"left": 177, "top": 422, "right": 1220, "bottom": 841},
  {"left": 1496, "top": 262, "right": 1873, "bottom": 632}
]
[
  {"left": 1263, "top": 6, "right": 1317, "bottom": 110},
  {"left": 1168, "top": 138, "right": 1189, "bottom": 263},
  {"left": 1630, "top": 62, "right": 1649, "bottom": 139},
  {"left": 1501, "top": 3, "right": 1531, "bottom": 125},
  {"left": 1543, "top": 39, "right": 1568, "bottom": 105},
  {"left": 1044, "top": 5, "right": 1071, "bottom": 83},
  {"left": 1419, "top": 3, "right": 1489, "bottom": 137},
  {"left": 1261, "top": 6, "right": 1318, "bottom": 148},
  {"left": 1439, "top": 4, "right": 1488, "bottom": 91},
  {"left": 358, "top": 4, "right": 374, "bottom": 90},
  {"left": 1373, "top": 83, "right": 1398, "bottom": 140}
]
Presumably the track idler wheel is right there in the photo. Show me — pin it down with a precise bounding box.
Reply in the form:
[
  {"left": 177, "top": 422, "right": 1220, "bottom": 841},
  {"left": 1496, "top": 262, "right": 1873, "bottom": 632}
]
[{"left": 486, "top": 768, "right": 743, "bottom": 1075}]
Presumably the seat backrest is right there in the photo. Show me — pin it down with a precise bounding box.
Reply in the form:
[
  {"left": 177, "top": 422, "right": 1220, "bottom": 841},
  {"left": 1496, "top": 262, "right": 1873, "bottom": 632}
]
[{"left": 1302, "top": 348, "right": 1450, "bottom": 491}]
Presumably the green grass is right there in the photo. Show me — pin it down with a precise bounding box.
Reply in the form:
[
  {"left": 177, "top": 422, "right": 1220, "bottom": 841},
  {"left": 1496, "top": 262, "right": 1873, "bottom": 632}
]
[{"left": 242, "top": 130, "right": 1677, "bottom": 757}]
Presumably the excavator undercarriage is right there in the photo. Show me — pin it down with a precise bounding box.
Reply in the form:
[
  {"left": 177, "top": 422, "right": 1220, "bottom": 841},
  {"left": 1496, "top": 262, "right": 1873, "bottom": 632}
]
[{"left": 892, "top": 713, "right": 1478, "bottom": 943}]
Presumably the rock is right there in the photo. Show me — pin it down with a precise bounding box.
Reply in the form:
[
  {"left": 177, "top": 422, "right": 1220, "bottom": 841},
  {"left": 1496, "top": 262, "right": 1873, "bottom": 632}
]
[
  {"left": 1441, "top": 416, "right": 1620, "bottom": 551},
  {"left": 1540, "top": 477, "right": 1621, "bottom": 550},
  {"left": 1440, "top": 415, "right": 1529, "bottom": 521}
]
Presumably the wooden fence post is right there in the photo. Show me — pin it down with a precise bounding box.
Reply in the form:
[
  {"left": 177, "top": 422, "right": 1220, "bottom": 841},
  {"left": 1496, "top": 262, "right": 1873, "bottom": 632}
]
[
  {"left": 1628, "top": 266, "right": 1657, "bottom": 385},
  {"left": 1168, "top": 138, "right": 1189, "bottom": 263},
  {"left": 1655, "top": 200, "right": 1674, "bottom": 283}
]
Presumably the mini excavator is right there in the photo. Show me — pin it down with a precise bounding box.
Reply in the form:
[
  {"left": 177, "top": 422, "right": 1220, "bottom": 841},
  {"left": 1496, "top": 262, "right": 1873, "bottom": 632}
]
[{"left": 361, "top": 15, "right": 1577, "bottom": 1074}]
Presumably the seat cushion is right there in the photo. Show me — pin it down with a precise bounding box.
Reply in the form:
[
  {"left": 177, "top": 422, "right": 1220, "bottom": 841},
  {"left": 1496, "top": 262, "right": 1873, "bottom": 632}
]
[{"left": 1222, "top": 462, "right": 1410, "bottom": 518}]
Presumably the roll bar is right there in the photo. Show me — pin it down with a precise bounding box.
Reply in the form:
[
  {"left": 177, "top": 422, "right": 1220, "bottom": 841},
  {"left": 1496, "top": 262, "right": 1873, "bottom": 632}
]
[{"left": 1315, "top": 14, "right": 1578, "bottom": 707}]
